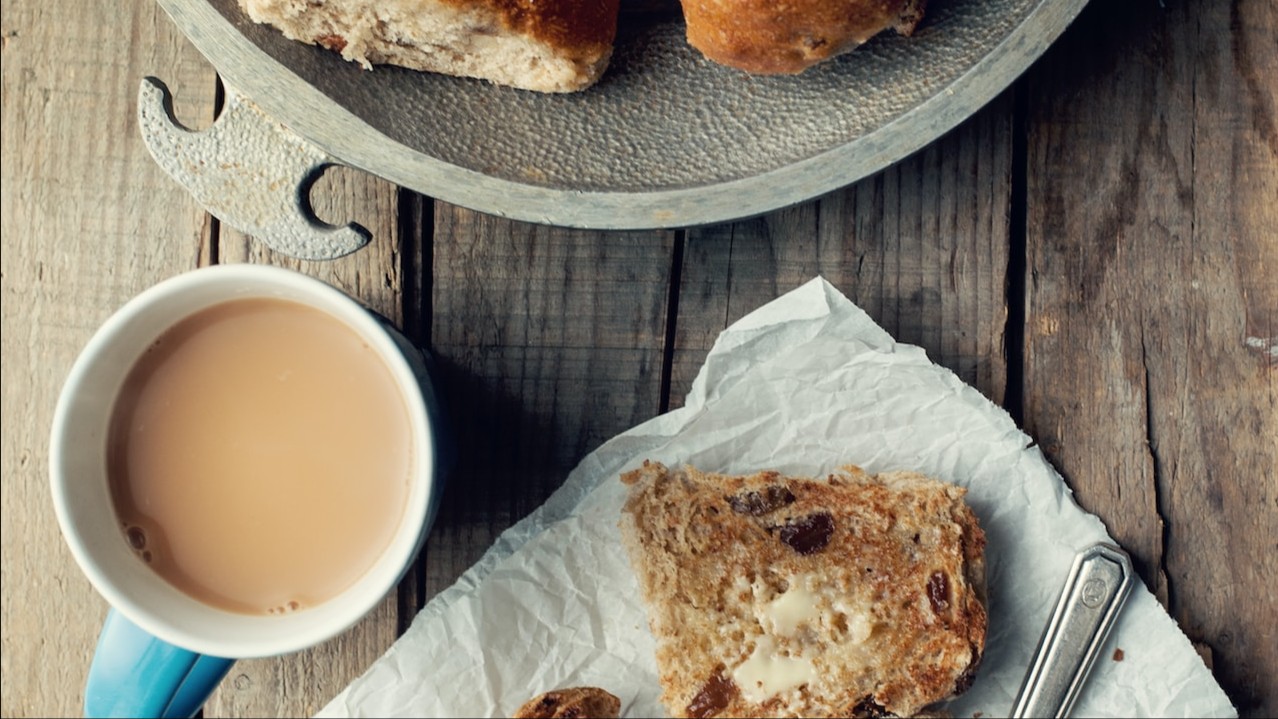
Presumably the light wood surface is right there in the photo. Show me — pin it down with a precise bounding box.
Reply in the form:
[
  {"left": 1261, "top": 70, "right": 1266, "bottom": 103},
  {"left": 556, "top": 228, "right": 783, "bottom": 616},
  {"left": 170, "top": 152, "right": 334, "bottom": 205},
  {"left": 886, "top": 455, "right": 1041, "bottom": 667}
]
[{"left": 2, "top": 0, "right": 1273, "bottom": 717}]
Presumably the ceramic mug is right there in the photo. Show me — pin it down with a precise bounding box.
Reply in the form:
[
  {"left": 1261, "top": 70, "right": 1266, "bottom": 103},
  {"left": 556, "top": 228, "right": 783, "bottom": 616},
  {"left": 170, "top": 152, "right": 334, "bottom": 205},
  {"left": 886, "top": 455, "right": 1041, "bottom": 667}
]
[{"left": 49, "top": 264, "right": 448, "bottom": 717}]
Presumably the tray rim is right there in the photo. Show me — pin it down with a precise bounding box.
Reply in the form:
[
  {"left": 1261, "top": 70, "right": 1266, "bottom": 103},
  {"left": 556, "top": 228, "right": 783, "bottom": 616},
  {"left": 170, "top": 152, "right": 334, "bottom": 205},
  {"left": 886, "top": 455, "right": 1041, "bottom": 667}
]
[{"left": 155, "top": 0, "right": 1089, "bottom": 230}]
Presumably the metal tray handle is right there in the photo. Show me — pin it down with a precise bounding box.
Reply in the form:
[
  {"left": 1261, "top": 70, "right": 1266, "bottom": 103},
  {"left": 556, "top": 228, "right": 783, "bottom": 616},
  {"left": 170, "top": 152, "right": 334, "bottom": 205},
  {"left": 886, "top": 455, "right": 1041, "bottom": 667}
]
[{"left": 138, "top": 77, "right": 369, "bottom": 260}]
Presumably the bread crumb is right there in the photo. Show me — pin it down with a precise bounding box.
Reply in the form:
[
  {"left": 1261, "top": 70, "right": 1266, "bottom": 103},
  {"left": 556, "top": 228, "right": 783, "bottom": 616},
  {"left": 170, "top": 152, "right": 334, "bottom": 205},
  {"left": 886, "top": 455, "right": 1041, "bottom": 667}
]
[
  {"left": 512, "top": 687, "right": 620, "bottom": 718},
  {"left": 1112, "top": 648, "right": 1125, "bottom": 662}
]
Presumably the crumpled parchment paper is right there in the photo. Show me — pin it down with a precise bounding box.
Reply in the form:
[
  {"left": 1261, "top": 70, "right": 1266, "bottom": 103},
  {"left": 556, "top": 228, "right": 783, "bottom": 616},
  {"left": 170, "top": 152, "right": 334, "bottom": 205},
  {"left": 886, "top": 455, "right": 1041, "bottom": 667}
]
[{"left": 318, "top": 277, "right": 1235, "bottom": 718}]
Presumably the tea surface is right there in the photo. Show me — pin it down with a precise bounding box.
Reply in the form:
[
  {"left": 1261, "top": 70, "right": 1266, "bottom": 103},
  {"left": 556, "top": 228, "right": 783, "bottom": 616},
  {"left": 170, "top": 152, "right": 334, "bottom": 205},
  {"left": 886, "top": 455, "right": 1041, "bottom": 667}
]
[{"left": 108, "top": 298, "right": 412, "bottom": 615}]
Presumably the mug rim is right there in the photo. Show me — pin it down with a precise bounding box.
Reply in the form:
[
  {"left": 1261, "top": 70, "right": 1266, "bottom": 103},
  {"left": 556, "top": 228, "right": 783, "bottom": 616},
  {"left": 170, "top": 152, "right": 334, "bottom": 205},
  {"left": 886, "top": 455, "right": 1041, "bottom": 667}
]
[{"left": 49, "top": 263, "right": 436, "bottom": 658}]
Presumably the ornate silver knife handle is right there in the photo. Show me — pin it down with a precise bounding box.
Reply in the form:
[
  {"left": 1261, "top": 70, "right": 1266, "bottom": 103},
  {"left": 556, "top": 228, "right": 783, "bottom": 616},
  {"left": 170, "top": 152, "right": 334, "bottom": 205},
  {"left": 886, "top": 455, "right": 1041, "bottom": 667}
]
[
  {"left": 1011, "top": 542, "right": 1136, "bottom": 718},
  {"left": 138, "top": 77, "right": 370, "bottom": 261}
]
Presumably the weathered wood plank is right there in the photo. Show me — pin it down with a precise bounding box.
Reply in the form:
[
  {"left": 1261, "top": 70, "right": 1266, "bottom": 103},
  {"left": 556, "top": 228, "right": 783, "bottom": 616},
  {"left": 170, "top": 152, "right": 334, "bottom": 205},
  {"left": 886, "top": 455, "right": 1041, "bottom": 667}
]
[
  {"left": 0, "top": 2, "right": 218, "bottom": 717},
  {"left": 1179, "top": 3, "right": 1278, "bottom": 712},
  {"left": 1022, "top": 0, "right": 1277, "bottom": 714},
  {"left": 204, "top": 164, "right": 409, "bottom": 717},
  {"left": 672, "top": 94, "right": 1014, "bottom": 410},
  {"left": 424, "top": 207, "right": 675, "bottom": 600}
]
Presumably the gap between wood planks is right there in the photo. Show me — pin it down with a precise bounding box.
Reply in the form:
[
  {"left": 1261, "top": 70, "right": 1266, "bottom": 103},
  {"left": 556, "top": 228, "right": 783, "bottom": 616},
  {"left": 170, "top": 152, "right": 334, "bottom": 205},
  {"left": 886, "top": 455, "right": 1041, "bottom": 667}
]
[
  {"left": 658, "top": 231, "right": 687, "bottom": 416},
  {"left": 397, "top": 187, "right": 432, "bottom": 630},
  {"left": 1005, "top": 80, "right": 1029, "bottom": 430}
]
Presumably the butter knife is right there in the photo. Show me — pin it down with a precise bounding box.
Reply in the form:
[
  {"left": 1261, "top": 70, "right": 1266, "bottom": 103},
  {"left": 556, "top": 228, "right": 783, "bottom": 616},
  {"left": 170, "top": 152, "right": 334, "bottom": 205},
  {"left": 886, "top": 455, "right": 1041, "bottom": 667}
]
[{"left": 1011, "top": 542, "right": 1136, "bottom": 718}]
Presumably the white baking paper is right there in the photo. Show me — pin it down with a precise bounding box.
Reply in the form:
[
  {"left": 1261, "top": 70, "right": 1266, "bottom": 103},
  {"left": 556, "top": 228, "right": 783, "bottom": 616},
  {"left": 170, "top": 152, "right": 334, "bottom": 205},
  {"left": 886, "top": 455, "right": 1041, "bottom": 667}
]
[{"left": 318, "top": 277, "right": 1235, "bottom": 718}]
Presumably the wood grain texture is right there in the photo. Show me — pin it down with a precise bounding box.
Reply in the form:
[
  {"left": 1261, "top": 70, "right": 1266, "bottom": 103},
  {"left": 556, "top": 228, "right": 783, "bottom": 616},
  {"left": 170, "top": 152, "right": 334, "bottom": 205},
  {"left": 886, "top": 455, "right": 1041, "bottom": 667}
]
[
  {"left": 1179, "top": 3, "right": 1277, "bottom": 713},
  {"left": 205, "top": 164, "right": 409, "bottom": 717},
  {"left": 424, "top": 207, "right": 674, "bottom": 599},
  {"left": 0, "top": 1, "right": 217, "bottom": 716},
  {"left": 1022, "top": 0, "right": 1277, "bottom": 714},
  {"left": 4, "top": 0, "right": 1276, "bottom": 715},
  {"left": 671, "top": 94, "right": 1014, "bottom": 409}
]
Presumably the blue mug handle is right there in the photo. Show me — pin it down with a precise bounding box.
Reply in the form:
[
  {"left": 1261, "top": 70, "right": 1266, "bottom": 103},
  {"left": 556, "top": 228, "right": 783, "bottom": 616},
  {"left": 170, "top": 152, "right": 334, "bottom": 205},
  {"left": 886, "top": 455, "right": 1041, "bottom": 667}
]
[{"left": 85, "top": 609, "right": 235, "bottom": 718}]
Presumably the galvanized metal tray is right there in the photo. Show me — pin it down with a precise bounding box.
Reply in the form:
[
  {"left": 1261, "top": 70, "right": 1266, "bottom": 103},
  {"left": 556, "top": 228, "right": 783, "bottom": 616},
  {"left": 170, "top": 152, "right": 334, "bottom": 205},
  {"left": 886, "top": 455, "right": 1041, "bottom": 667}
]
[{"left": 145, "top": 0, "right": 1087, "bottom": 247}]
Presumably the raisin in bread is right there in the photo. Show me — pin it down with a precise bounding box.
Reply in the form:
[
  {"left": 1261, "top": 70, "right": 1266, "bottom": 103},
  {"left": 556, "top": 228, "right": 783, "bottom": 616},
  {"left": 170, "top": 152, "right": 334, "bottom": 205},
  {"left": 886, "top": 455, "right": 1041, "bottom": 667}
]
[
  {"left": 678, "top": 0, "right": 926, "bottom": 74},
  {"left": 513, "top": 687, "right": 622, "bottom": 718},
  {"left": 618, "top": 461, "right": 986, "bottom": 718},
  {"left": 238, "top": 0, "right": 620, "bottom": 93}
]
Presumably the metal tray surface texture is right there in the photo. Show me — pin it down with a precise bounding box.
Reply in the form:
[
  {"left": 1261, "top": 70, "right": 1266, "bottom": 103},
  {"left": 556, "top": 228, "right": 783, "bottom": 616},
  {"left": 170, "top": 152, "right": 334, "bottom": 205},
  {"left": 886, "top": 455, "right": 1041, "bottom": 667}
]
[{"left": 159, "top": 0, "right": 1088, "bottom": 228}]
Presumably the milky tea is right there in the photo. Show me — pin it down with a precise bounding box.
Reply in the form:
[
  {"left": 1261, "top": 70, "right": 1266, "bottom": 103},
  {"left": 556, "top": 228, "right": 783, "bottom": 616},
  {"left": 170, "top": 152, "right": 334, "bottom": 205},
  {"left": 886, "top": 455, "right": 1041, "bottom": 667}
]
[{"left": 106, "top": 298, "right": 412, "bottom": 616}]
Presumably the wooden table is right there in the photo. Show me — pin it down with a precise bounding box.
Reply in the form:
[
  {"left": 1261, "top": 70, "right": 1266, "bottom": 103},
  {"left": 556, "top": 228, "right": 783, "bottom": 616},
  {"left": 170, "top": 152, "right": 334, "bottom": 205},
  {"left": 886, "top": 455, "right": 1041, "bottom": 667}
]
[{"left": 2, "top": 0, "right": 1273, "bottom": 716}]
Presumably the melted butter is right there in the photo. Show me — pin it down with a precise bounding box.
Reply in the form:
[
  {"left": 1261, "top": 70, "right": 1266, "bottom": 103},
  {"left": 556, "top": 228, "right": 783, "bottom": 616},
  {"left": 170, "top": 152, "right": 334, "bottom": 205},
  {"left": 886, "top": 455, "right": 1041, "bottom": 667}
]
[
  {"left": 731, "top": 636, "right": 817, "bottom": 704},
  {"left": 756, "top": 573, "right": 874, "bottom": 642},
  {"left": 843, "top": 605, "right": 874, "bottom": 644},
  {"left": 760, "top": 581, "right": 821, "bottom": 636},
  {"left": 735, "top": 573, "right": 882, "bottom": 703}
]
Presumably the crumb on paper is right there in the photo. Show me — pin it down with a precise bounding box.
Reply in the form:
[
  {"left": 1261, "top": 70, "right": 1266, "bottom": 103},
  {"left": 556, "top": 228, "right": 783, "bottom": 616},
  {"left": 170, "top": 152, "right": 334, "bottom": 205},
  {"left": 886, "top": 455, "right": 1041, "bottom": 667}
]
[
  {"left": 512, "top": 687, "right": 621, "bottom": 718},
  {"left": 1113, "top": 648, "right": 1125, "bottom": 662}
]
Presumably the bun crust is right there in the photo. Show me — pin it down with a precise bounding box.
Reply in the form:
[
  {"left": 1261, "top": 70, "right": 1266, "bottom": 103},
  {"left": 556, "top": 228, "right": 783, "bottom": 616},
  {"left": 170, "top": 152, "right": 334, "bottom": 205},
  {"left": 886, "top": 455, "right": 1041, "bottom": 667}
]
[
  {"left": 241, "top": 0, "right": 927, "bottom": 89},
  {"left": 239, "top": 0, "right": 620, "bottom": 92},
  {"left": 679, "top": 0, "right": 927, "bottom": 74},
  {"left": 619, "top": 461, "right": 986, "bottom": 718}
]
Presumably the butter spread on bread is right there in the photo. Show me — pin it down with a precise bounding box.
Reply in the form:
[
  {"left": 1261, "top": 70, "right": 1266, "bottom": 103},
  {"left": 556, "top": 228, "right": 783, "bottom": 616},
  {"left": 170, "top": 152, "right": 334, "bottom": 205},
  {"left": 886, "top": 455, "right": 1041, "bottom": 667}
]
[{"left": 619, "top": 461, "right": 986, "bottom": 718}]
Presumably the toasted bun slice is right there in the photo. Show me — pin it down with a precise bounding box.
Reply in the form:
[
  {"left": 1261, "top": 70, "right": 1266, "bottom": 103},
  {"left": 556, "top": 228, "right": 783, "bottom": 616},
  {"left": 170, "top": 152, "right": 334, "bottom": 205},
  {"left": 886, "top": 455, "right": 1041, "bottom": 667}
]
[
  {"left": 238, "top": 0, "right": 620, "bottom": 93},
  {"left": 513, "top": 687, "right": 622, "bottom": 718},
  {"left": 679, "top": 0, "right": 926, "bottom": 74},
  {"left": 619, "top": 461, "right": 986, "bottom": 718}
]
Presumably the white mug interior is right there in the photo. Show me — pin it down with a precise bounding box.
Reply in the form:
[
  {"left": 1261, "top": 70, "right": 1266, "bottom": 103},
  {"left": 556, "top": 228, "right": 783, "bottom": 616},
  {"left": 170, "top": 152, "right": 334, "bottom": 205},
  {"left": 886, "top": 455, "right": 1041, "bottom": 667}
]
[{"left": 50, "top": 264, "right": 436, "bottom": 659}]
